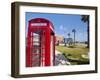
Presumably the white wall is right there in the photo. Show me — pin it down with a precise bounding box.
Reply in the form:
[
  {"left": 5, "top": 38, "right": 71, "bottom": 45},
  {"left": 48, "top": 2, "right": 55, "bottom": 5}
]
[{"left": 0, "top": 0, "right": 100, "bottom": 80}]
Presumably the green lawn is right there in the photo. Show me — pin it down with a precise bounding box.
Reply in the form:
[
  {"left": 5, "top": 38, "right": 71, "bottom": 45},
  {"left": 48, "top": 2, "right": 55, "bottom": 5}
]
[{"left": 56, "top": 44, "right": 89, "bottom": 65}]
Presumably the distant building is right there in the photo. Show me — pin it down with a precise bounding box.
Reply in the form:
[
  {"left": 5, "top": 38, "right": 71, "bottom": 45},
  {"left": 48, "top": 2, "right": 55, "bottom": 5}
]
[
  {"left": 64, "top": 38, "right": 73, "bottom": 46},
  {"left": 67, "top": 38, "right": 73, "bottom": 45},
  {"left": 55, "top": 35, "right": 64, "bottom": 45}
]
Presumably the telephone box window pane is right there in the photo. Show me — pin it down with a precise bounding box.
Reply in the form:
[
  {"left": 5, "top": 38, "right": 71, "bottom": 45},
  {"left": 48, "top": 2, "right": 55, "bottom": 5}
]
[{"left": 31, "top": 32, "right": 41, "bottom": 67}]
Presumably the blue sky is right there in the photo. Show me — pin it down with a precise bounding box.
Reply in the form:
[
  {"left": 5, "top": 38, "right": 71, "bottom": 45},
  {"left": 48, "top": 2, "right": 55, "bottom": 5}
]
[{"left": 25, "top": 12, "right": 88, "bottom": 42}]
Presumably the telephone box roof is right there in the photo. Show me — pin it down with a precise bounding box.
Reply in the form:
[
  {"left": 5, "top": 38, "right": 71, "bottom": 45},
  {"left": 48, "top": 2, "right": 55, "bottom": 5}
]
[{"left": 29, "top": 18, "right": 54, "bottom": 30}]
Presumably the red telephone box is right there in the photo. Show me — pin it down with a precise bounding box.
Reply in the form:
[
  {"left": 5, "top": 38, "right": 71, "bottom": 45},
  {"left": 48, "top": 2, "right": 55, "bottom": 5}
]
[{"left": 26, "top": 18, "right": 55, "bottom": 67}]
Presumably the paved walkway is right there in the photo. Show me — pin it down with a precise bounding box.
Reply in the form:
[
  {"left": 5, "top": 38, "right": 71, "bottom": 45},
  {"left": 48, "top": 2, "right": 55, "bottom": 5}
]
[{"left": 55, "top": 50, "right": 71, "bottom": 66}]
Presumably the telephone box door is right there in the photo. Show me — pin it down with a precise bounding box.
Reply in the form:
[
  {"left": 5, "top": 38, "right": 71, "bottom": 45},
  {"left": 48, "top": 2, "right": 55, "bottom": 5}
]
[{"left": 26, "top": 30, "right": 46, "bottom": 67}]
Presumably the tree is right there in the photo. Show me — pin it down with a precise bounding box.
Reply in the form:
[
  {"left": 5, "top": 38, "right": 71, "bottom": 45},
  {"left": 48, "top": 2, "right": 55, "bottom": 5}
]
[
  {"left": 72, "top": 29, "right": 76, "bottom": 45},
  {"left": 68, "top": 33, "right": 70, "bottom": 38},
  {"left": 67, "top": 33, "right": 71, "bottom": 46},
  {"left": 81, "top": 15, "right": 89, "bottom": 48},
  {"left": 64, "top": 38, "right": 67, "bottom": 46}
]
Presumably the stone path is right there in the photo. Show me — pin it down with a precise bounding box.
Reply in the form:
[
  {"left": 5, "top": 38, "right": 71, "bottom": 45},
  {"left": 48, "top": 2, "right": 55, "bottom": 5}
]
[{"left": 55, "top": 50, "right": 71, "bottom": 66}]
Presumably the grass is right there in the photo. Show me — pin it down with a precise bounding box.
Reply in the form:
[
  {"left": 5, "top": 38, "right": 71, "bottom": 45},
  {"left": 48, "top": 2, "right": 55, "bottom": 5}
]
[{"left": 55, "top": 44, "right": 89, "bottom": 65}]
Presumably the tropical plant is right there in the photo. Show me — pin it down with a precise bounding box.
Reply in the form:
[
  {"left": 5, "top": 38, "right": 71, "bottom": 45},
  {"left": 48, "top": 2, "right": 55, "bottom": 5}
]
[
  {"left": 68, "top": 33, "right": 70, "bottom": 38},
  {"left": 67, "top": 33, "right": 71, "bottom": 46},
  {"left": 81, "top": 15, "right": 89, "bottom": 48},
  {"left": 72, "top": 29, "right": 76, "bottom": 45}
]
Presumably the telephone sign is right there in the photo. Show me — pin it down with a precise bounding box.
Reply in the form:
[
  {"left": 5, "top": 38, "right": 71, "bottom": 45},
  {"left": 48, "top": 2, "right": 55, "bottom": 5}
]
[{"left": 31, "top": 23, "right": 47, "bottom": 26}]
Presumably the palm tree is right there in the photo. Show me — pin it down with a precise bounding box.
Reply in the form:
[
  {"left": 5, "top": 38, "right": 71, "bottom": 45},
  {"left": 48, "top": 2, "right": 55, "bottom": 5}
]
[
  {"left": 81, "top": 15, "right": 89, "bottom": 48},
  {"left": 68, "top": 33, "right": 70, "bottom": 38},
  {"left": 72, "top": 29, "right": 76, "bottom": 45},
  {"left": 67, "top": 33, "right": 71, "bottom": 46}
]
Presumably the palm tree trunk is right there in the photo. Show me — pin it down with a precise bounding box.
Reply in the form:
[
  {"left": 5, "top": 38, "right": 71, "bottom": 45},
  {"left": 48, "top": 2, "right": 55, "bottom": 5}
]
[
  {"left": 74, "top": 32, "right": 75, "bottom": 45},
  {"left": 87, "top": 18, "right": 89, "bottom": 48}
]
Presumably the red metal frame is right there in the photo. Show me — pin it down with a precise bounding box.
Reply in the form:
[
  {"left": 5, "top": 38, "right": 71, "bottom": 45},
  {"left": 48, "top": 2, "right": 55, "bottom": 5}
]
[{"left": 26, "top": 18, "right": 55, "bottom": 67}]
